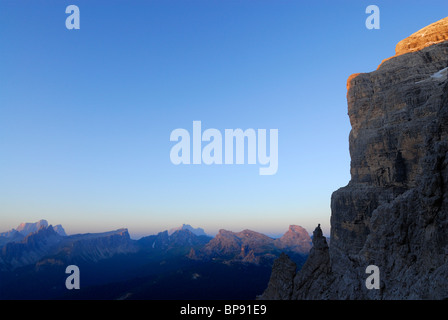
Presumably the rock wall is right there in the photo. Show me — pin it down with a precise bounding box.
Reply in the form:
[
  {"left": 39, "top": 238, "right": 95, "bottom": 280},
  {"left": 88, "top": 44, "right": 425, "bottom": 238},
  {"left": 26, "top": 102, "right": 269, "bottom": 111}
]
[{"left": 261, "top": 17, "right": 448, "bottom": 300}]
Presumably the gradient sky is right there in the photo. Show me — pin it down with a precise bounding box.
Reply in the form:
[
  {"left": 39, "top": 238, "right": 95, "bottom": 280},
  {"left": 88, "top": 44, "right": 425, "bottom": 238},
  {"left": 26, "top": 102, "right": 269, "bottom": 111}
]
[{"left": 1, "top": 0, "right": 447, "bottom": 238}]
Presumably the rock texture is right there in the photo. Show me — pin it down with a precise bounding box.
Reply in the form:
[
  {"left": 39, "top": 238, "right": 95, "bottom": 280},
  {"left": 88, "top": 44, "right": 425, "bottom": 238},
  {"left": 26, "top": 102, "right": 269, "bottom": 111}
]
[
  {"left": 0, "top": 219, "right": 67, "bottom": 247},
  {"left": 258, "top": 253, "right": 297, "bottom": 300},
  {"left": 395, "top": 17, "right": 448, "bottom": 56},
  {"left": 260, "top": 225, "right": 331, "bottom": 299},
  {"left": 261, "top": 16, "right": 448, "bottom": 300},
  {"left": 275, "top": 225, "right": 313, "bottom": 254}
]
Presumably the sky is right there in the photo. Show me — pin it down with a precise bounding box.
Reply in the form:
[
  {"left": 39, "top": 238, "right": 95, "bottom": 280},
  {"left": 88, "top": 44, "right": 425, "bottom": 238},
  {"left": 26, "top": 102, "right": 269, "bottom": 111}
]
[{"left": 1, "top": 0, "right": 447, "bottom": 239}]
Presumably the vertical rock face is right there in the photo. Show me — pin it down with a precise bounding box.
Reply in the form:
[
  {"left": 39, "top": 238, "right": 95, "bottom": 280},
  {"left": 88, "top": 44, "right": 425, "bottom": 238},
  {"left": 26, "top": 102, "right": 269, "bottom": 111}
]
[
  {"left": 327, "top": 16, "right": 448, "bottom": 300},
  {"left": 261, "top": 17, "right": 448, "bottom": 300}
]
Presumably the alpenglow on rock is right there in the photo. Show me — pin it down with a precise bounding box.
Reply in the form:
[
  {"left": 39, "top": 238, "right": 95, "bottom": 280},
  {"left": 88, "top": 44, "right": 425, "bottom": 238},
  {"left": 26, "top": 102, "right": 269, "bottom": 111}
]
[
  {"left": 261, "top": 16, "right": 448, "bottom": 300},
  {"left": 14, "top": 219, "right": 67, "bottom": 237},
  {"left": 168, "top": 224, "right": 208, "bottom": 237},
  {"left": 200, "top": 225, "right": 311, "bottom": 265}
]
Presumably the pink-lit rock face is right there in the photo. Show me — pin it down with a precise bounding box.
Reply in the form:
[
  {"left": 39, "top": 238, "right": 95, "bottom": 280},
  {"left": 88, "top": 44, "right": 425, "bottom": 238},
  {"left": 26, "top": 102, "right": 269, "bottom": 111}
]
[{"left": 395, "top": 17, "right": 448, "bottom": 56}]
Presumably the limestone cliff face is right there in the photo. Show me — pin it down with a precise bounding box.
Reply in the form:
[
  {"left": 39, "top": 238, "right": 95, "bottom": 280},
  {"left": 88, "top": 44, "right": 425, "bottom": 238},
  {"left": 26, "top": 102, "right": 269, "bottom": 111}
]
[
  {"left": 261, "top": 17, "right": 448, "bottom": 300},
  {"left": 395, "top": 17, "right": 448, "bottom": 56}
]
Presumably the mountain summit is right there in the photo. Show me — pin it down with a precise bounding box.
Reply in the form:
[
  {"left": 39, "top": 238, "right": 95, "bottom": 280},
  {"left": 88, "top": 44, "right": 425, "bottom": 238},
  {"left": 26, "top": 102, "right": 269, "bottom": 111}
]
[
  {"left": 0, "top": 220, "right": 67, "bottom": 247},
  {"left": 168, "top": 224, "right": 208, "bottom": 237},
  {"left": 15, "top": 219, "right": 67, "bottom": 237},
  {"left": 395, "top": 16, "right": 448, "bottom": 56}
]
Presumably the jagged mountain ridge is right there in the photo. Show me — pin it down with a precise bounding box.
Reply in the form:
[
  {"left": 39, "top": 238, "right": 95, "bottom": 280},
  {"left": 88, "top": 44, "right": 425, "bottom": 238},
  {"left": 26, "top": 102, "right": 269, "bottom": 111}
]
[
  {"left": 137, "top": 228, "right": 212, "bottom": 256},
  {"left": 200, "top": 225, "right": 311, "bottom": 264},
  {"left": 260, "top": 16, "right": 448, "bottom": 300},
  {"left": 16, "top": 219, "right": 67, "bottom": 237},
  {"left": 0, "top": 221, "right": 313, "bottom": 299},
  {"left": 0, "top": 221, "right": 312, "bottom": 271},
  {"left": 0, "top": 219, "right": 67, "bottom": 247}
]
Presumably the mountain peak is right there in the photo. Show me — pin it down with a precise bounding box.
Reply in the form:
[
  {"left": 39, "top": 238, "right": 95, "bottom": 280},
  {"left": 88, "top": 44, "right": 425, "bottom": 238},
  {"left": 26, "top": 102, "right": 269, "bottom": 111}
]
[
  {"left": 14, "top": 219, "right": 67, "bottom": 237},
  {"left": 395, "top": 16, "right": 448, "bottom": 56},
  {"left": 168, "top": 224, "right": 208, "bottom": 237},
  {"left": 279, "top": 225, "right": 311, "bottom": 241},
  {"left": 276, "top": 225, "right": 312, "bottom": 254},
  {"left": 374, "top": 16, "right": 448, "bottom": 70},
  {"left": 16, "top": 219, "right": 48, "bottom": 236},
  {"left": 287, "top": 225, "right": 308, "bottom": 234}
]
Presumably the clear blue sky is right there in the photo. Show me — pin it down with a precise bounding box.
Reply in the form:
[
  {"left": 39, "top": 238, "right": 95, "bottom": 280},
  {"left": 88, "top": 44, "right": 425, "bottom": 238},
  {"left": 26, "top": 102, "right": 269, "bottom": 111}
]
[{"left": 1, "top": 0, "right": 446, "bottom": 238}]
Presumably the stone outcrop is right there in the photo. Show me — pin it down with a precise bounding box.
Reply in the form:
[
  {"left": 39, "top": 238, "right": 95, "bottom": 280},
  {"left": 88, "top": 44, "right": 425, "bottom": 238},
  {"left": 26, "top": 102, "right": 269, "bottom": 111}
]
[
  {"left": 291, "top": 225, "right": 331, "bottom": 299},
  {"left": 261, "top": 16, "right": 448, "bottom": 300},
  {"left": 258, "top": 253, "right": 297, "bottom": 300},
  {"left": 260, "top": 225, "right": 329, "bottom": 300}
]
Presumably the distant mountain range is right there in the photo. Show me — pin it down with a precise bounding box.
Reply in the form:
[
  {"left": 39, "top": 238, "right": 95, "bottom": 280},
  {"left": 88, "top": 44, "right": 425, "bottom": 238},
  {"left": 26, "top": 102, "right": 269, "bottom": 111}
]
[
  {"left": 0, "top": 220, "right": 312, "bottom": 299},
  {"left": 200, "top": 225, "right": 311, "bottom": 264},
  {"left": 0, "top": 219, "right": 66, "bottom": 247}
]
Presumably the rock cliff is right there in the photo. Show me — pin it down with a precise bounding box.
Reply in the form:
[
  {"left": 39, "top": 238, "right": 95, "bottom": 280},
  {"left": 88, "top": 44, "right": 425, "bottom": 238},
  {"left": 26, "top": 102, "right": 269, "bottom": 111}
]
[
  {"left": 202, "top": 226, "right": 311, "bottom": 264},
  {"left": 60, "top": 228, "right": 138, "bottom": 263},
  {"left": 261, "top": 17, "right": 448, "bottom": 300}
]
